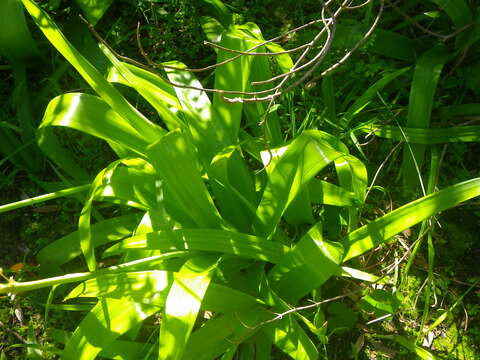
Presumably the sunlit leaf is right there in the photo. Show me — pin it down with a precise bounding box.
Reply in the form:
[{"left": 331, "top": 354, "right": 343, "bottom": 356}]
[
  {"left": 360, "top": 123, "right": 480, "bottom": 143},
  {"left": 254, "top": 131, "right": 346, "bottom": 238},
  {"left": 269, "top": 224, "right": 344, "bottom": 303},
  {"left": 105, "top": 228, "right": 288, "bottom": 264},
  {"left": 65, "top": 271, "right": 172, "bottom": 307},
  {"left": 78, "top": 159, "right": 159, "bottom": 271},
  {"left": 183, "top": 306, "right": 272, "bottom": 360},
  {"left": 342, "top": 178, "right": 480, "bottom": 261},
  {"left": 21, "top": 0, "right": 164, "bottom": 139},
  {"left": 159, "top": 254, "right": 219, "bottom": 360},
  {"left": 208, "top": 147, "right": 257, "bottom": 232},
  {"left": 62, "top": 298, "right": 158, "bottom": 360},
  {"left": 37, "top": 214, "right": 140, "bottom": 274},
  {"left": 262, "top": 315, "right": 319, "bottom": 360},
  {"left": 147, "top": 130, "right": 222, "bottom": 228}
]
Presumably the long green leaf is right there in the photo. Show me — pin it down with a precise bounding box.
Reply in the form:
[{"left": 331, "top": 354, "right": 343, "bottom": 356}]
[
  {"left": 199, "top": 0, "right": 232, "bottom": 28},
  {"left": 212, "top": 26, "right": 254, "bottom": 147},
  {"left": 268, "top": 224, "right": 344, "bottom": 303},
  {"left": 183, "top": 306, "right": 272, "bottom": 360},
  {"left": 65, "top": 271, "right": 172, "bottom": 306},
  {"left": 208, "top": 147, "right": 257, "bottom": 232},
  {"left": 254, "top": 131, "right": 346, "bottom": 238},
  {"left": 262, "top": 316, "right": 319, "bottom": 360},
  {"left": 360, "top": 123, "right": 480, "bottom": 143},
  {"left": 430, "top": 0, "right": 472, "bottom": 28},
  {"left": 62, "top": 298, "right": 158, "bottom": 360},
  {"left": 376, "top": 334, "right": 440, "bottom": 360},
  {"left": 105, "top": 228, "right": 288, "bottom": 264},
  {"left": 401, "top": 45, "right": 448, "bottom": 190},
  {"left": 39, "top": 93, "right": 152, "bottom": 159},
  {"left": 0, "top": 0, "right": 38, "bottom": 61},
  {"left": 102, "top": 48, "right": 185, "bottom": 134},
  {"left": 439, "top": 103, "right": 480, "bottom": 120},
  {"left": 107, "top": 61, "right": 180, "bottom": 109},
  {"left": 202, "top": 283, "right": 264, "bottom": 313},
  {"left": 0, "top": 1, "right": 43, "bottom": 173},
  {"left": 0, "top": 252, "right": 187, "bottom": 295},
  {"left": 164, "top": 62, "right": 221, "bottom": 164},
  {"left": 342, "top": 177, "right": 480, "bottom": 261},
  {"left": 242, "top": 22, "right": 284, "bottom": 146},
  {"left": 21, "top": 0, "right": 164, "bottom": 140},
  {"left": 36, "top": 213, "right": 140, "bottom": 274},
  {"left": 147, "top": 130, "right": 222, "bottom": 228},
  {"left": 335, "top": 23, "right": 418, "bottom": 62},
  {"left": 159, "top": 254, "right": 219, "bottom": 360},
  {"left": 308, "top": 179, "right": 360, "bottom": 206},
  {"left": 78, "top": 158, "right": 158, "bottom": 270},
  {"left": 99, "top": 339, "right": 152, "bottom": 360},
  {"left": 335, "top": 154, "right": 367, "bottom": 231},
  {"left": 0, "top": 184, "right": 89, "bottom": 214}
]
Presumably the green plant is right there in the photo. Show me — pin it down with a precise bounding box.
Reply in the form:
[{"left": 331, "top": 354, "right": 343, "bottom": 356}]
[{"left": 1, "top": 0, "right": 480, "bottom": 359}]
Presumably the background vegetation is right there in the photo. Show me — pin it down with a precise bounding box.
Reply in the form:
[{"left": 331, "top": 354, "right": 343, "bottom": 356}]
[{"left": 0, "top": 0, "right": 479, "bottom": 359}]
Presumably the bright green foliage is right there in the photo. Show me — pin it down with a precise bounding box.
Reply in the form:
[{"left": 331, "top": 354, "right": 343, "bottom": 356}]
[{"left": 0, "top": 0, "right": 479, "bottom": 359}]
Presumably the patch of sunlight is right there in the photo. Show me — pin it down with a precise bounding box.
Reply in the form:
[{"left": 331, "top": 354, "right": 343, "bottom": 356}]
[
  {"left": 314, "top": 143, "right": 332, "bottom": 163},
  {"left": 261, "top": 146, "right": 288, "bottom": 167},
  {"left": 58, "top": 94, "right": 81, "bottom": 126}
]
